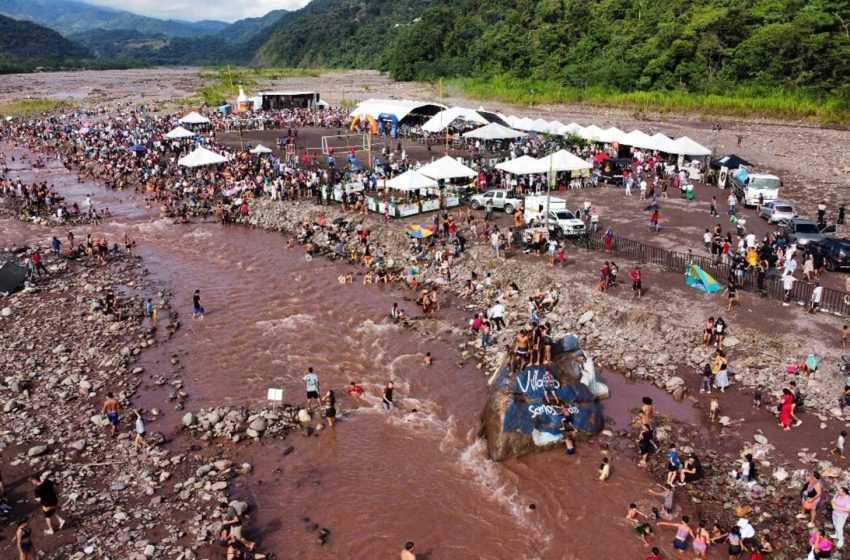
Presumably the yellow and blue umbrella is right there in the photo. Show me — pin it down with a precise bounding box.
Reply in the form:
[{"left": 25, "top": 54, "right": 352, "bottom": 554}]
[{"left": 405, "top": 224, "right": 437, "bottom": 238}]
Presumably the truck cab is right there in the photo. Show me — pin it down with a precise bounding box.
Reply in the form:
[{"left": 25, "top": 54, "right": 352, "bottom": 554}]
[
  {"left": 469, "top": 189, "right": 523, "bottom": 213},
  {"left": 730, "top": 168, "right": 781, "bottom": 207},
  {"left": 523, "top": 196, "right": 586, "bottom": 237}
]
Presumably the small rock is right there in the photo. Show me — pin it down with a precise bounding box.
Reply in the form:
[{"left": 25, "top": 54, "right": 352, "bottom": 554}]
[
  {"left": 68, "top": 439, "right": 87, "bottom": 451},
  {"left": 27, "top": 445, "right": 48, "bottom": 457},
  {"left": 182, "top": 413, "right": 196, "bottom": 427},
  {"left": 577, "top": 311, "right": 595, "bottom": 325},
  {"left": 1, "top": 307, "right": 13, "bottom": 317}
]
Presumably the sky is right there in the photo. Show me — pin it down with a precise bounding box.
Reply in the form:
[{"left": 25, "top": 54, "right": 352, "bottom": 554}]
[{"left": 81, "top": 0, "right": 311, "bottom": 22}]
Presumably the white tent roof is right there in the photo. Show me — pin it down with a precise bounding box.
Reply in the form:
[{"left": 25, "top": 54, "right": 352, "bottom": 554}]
[
  {"left": 385, "top": 169, "right": 438, "bottom": 191},
  {"left": 530, "top": 118, "right": 550, "bottom": 133},
  {"left": 579, "top": 124, "right": 604, "bottom": 141},
  {"left": 621, "top": 130, "right": 654, "bottom": 150},
  {"left": 531, "top": 150, "right": 592, "bottom": 173},
  {"left": 462, "top": 122, "right": 526, "bottom": 140},
  {"left": 516, "top": 117, "right": 536, "bottom": 131},
  {"left": 548, "top": 120, "right": 564, "bottom": 132},
  {"left": 422, "top": 107, "right": 489, "bottom": 133},
  {"left": 350, "top": 98, "right": 447, "bottom": 122},
  {"left": 178, "top": 111, "right": 210, "bottom": 125},
  {"left": 563, "top": 122, "right": 584, "bottom": 134},
  {"left": 495, "top": 155, "right": 541, "bottom": 175},
  {"left": 250, "top": 144, "right": 273, "bottom": 154},
  {"left": 648, "top": 132, "right": 674, "bottom": 152},
  {"left": 666, "top": 136, "right": 712, "bottom": 156},
  {"left": 418, "top": 156, "right": 476, "bottom": 180},
  {"left": 598, "top": 126, "right": 627, "bottom": 144},
  {"left": 178, "top": 146, "right": 229, "bottom": 168},
  {"left": 165, "top": 126, "right": 197, "bottom": 139}
]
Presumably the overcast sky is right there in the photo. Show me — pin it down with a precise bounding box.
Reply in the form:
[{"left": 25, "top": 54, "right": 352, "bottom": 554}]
[{"left": 82, "top": 0, "right": 311, "bottom": 22}]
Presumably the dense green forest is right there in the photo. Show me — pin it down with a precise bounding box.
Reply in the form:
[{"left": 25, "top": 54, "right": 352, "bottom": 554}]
[{"left": 0, "top": 14, "right": 91, "bottom": 72}]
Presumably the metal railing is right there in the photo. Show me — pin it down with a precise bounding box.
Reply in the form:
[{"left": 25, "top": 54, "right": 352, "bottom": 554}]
[{"left": 566, "top": 230, "right": 850, "bottom": 317}]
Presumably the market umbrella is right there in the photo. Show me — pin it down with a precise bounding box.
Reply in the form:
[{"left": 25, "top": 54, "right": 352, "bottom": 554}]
[
  {"left": 165, "top": 126, "right": 197, "bottom": 139},
  {"left": 129, "top": 144, "right": 147, "bottom": 153},
  {"left": 405, "top": 224, "right": 437, "bottom": 238},
  {"left": 593, "top": 152, "right": 610, "bottom": 163},
  {"left": 178, "top": 146, "right": 229, "bottom": 168}
]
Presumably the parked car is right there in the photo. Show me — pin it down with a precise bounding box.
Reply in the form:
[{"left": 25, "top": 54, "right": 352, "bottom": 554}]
[
  {"left": 469, "top": 189, "right": 523, "bottom": 213},
  {"left": 808, "top": 237, "right": 850, "bottom": 271},
  {"left": 758, "top": 200, "right": 796, "bottom": 223},
  {"left": 782, "top": 218, "right": 824, "bottom": 246}
]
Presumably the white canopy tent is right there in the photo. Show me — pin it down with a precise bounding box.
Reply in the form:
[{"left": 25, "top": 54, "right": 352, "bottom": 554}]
[
  {"left": 421, "top": 107, "right": 489, "bottom": 133},
  {"left": 531, "top": 150, "right": 592, "bottom": 173},
  {"left": 598, "top": 127, "right": 627, "bottom": 144},
  {"left": 385, "top": 169, "right": 438, "bottom": 191},
  {"left": 515, "top": 117, "right": 535, "bottom": 131},
  {"left": 495, "top": 155, "right": 540, "bottom": 175},
  {"left": 621, "top": 130, "right": 655, "bottom": 150},
  {"left": 530, "top": 118, "right": 550, "bottom": 133},
  {"left": 563, "top": 122, "right": 584, "bottom": 134},
  {"left": 548, "top": 120, "right": 565, "bottom": 134},
  {"left": 165, "top": 126, "right": 197, "bottom": 139},
  {"left": 665, "top": 136, "right": 712, "bottom": 156},
  {"left": 178, "top": 146, "right": 229, "bottom": 168},
  {"left": 579, "top": 124, "right": 604, "bottom": 142},
  {"left": 418, "top": 156, "right": 477, "bottom": 180},
  {"left": 249, "top": 144, "right": 273, "bottom": 154},
  {"left": 462, "top": 122, "right": 526, "bottom": 140},
  {"left": 178, "top": 111, "right": 210, "bottom": 125},
  {"left": 349, "top": 98, "right": 447, "bottom": 122},
  {"left": 648, "top": 132, "right": 674, "bottom": 153}
]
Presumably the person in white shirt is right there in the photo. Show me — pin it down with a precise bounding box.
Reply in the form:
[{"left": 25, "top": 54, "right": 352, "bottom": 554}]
[
  {"left": 782, "top": 274, "right": 796, "bottom": 304},
  {"left": 745, "top": 233, "right": 756, "bottom": 248},
  {"left": 488, "top": 302, "right": 505, "bottom": 331},
  {"left": 809, "top": 282, "right": 823, "bottom": 314}
]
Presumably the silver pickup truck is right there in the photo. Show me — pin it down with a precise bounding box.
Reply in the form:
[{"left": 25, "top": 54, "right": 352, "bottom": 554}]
[{"left": 469, "top": 189, "right": 523, "bottom": 214}]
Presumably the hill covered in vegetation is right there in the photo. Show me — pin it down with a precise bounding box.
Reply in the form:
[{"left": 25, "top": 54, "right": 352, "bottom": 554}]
[
  {"left": 0, "top": 14, "right": 91, "bottom": 72},
  {"left": 257, "top": 0, "right": 850, "bottom": 119}
]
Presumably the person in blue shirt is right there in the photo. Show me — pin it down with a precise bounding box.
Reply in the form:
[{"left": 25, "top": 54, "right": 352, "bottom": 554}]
[
  {"left": 50, "top": 236, "right": 61, "bottom": 255},
  {"left": 666, "top": 444, "right": 681, "bottom": 487}
]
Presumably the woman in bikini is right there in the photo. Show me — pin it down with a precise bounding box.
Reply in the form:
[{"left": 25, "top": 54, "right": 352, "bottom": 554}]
[{"left": 702, "top": 317, "right": 715, "bottom": 347}]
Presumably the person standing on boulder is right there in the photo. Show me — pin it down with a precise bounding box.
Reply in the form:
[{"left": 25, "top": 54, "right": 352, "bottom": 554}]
[
  {"left": 30, "top": 476, "right": 66, "bottom": 535},
  {"left": 303, "top": 367, "right": 320, "bottom": 411},
  {"left": 101, "top": 392, "right": 120, "bottom": 436}
]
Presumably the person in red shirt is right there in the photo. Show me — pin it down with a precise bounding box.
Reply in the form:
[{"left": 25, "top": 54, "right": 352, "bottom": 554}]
[
  {"left": 31, "top": 252, "right": 48, "bottom": 277},
  {"left": 645, "top": 547, "right": 661, "bottom": 560},
  {"left": 598, "top": 262, "right": 610, "bottom": 292},
  {"left": 345, "top": 382, "right": 364, "bottom": 398},
  {"left": 630, "top": 266, "right": 642, "bottom": 299}
]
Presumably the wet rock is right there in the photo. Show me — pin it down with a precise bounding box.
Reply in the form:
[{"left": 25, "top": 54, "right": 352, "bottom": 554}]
[
  {"left": 753, "top": 434, "right": 768, "bottom": 445},
  {"left": 297, "top": 409, "right": 312, "bottom": 423},
  {"left": 482, "top": 341, "right": 603, "bottom": 462},
  {"left": 248, "top": 418, "right": 267, "bottom": 432},
  {"left": 182, "top": 413, "right": 196, "bottom": 427},
  {"left": 718, "top": 416, "right": 731, "bottom": 426},
  {"left": 27, "top": 444, "right": 48, "bottom": 457}
]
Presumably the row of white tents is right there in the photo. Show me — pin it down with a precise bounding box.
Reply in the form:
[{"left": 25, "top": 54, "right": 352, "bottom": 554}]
[
  {"left": 419, "top": 106, "right": 711, "bottom": 156},
  {"left": 384, "top": 148, "right": 594, "bottom": 192}
]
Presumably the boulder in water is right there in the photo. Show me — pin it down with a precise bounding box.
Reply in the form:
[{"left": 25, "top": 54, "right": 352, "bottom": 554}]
[{"left": 482, "top": 337, "right": 604, "bottom": 462}]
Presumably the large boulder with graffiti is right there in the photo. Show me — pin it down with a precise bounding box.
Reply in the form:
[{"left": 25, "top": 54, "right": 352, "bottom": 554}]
[{"left": 481, "top": 334, "right": 605, "bottom": 462}]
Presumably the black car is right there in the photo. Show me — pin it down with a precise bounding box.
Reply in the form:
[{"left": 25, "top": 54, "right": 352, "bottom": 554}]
[{"left": 808, "top": 237, "right": 850, "bottom": 271}]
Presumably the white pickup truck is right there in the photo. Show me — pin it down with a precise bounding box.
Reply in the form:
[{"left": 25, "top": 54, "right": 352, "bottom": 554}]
[
  {"left": 469, "top": 189, "right": 523, "bottom": 214},
  {"left": 730, "top": 168, "right": 781, "bottom": 207},
  {"left": 524, "top": 196, "right": 586, "bottom": 237}
]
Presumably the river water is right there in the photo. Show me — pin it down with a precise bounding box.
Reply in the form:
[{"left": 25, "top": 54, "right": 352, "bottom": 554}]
[{"left": 1, "top": 148, "right": 703, "bottom": 559}]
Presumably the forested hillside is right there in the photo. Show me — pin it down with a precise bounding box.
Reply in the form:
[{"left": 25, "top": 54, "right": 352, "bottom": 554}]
[
  {"left": 259, "top": 0, "right": 850, "bottom": 102},
  {"left": 0, "top": 14, "right": 90, "bottom": 72}
]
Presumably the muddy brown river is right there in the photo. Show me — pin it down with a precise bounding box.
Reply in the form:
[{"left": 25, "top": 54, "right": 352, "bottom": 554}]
[{"left": 2, "top": 148, "right": 712, "bottom": 559}]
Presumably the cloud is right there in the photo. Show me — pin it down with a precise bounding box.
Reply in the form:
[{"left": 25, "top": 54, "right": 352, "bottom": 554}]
[{"left": 82, "top": 0, "right": 310, "bottom": 22}]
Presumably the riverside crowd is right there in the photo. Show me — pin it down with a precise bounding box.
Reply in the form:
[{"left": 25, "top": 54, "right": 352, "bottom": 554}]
[{"left": 4, "top": 101, "right": 850, "bottom": 560}]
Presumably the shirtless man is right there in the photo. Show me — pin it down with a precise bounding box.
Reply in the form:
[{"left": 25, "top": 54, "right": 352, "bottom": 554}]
[
  {"left": 513, "top": 330, "right": 530, "bottom": 372},
  {"left": 400, "top": 541, "right": 416, "bottom": 560},
  {"left": 101, "top": 392, "right": 120, "bottom": 436}
]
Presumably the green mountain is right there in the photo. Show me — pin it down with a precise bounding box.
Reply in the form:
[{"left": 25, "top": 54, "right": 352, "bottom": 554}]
[
  {"left": 258, "top": 0, "right": 850, "bottom": 100},
  {"left": 216, "top": 9, "right": 288, "bottom": 44},
  {"left": 0, "top": 14, "right": 90, "bottom": 72},
  {"left": 0, "top": 0, "right": 227, "bottom": 37},
  {"left": 256, "top": 0, "right": 432, "bottom": 67}
]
